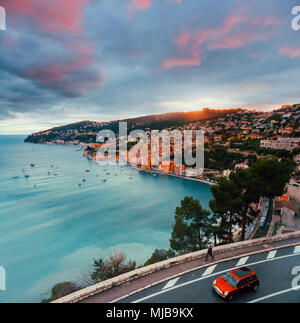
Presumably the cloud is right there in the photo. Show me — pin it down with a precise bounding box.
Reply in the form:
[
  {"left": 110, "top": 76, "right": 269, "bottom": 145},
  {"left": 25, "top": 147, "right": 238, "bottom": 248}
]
[
  {"left": 131, "top": 0, "right": 152, "bottom": 10},
  {"left": 24, "top": 41, "right": 104, "bottom": 97},
  {"left": 279, "top": 47, "right": 300, "bottom": 59},
  {"left": 162, "top": 12, "right": 282, "bottom": 68},
  {"left": 0, "top": 0, "right": 299, "bottom": 134},
  {"left": 127, "top": 0, "right": 152, "bottom": 16},
  {"left": 162, "top": 55, "right": 201, "bottom": 69},
  {"left": 3, "top": 0, "right": 91, "bottom": 33},
  {"left": 1, "top": 0, "right": 104, "bottom": 99}
]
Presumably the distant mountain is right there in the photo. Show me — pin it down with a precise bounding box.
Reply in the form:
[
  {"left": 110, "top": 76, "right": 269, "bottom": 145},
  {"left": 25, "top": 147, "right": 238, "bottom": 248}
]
[{"left": 24, "top": 108, "right": 243, "bottom": 144}]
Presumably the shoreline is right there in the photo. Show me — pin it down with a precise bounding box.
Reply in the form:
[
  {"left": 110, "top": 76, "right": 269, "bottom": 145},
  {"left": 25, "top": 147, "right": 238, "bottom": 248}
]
[
  {"left": 130, "top": 166, "right": 216, "bottom": 186},
  {"left": 24, "top": 141, "right": 216, "bottom": 186}
]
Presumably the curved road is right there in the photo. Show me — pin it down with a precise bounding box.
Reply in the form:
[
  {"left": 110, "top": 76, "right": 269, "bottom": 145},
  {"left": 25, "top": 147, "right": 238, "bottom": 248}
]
[{"left": 120, "top": 245, "right": 300, "bottom": 303}]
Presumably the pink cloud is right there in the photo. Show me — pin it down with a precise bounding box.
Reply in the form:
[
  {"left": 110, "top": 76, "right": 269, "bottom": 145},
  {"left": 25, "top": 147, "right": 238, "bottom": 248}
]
[
  {"left": 163, "top": 55, "right": 201, "bottom": 69},
  {"left": 208, "top": 30, "right": 270, "bottom": 50},
  {"left": 132, "top": 0, "right": 152, "bottom": 10},
  {"left": 2, "top": 0, "right": 105, "bottom": 95},
  {"left": 263, "top": 16, "right": 282, "bottom": 26},
  {"left": 3, "top": 0, "right": 91, "bottom": 33},
  {"left": 24, "top": 39, "right": 104, "bottom": 95},
  {"left": 163, "top": 13, "right": 281, "bottom": 69},
  {"left": 176, "top": 31, "right": 193, "bottom": 47},
  {"left": 127, "top": 0, "right": 152, "bottom": 16},
  {"left": 25, "top": 56, "right": 104, "bottom": 96},
  {"left": 279, "top": 47, "right": 300, "bottom": 59}
]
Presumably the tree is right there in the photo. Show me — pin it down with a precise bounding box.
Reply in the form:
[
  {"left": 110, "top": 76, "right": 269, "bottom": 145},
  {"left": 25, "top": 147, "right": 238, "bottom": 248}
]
[
  {"left": 229, "top": 158, "right": 294, "bottom": 241},
  {"left": 229, "top": 167, "right": 261, "bottom": 241},
  {"left": 144, "top": 249, "right": 176, "bottom": 266},
  {"left": 170, "top": 196, "right": 211, "bottom": 253},
  {"left": 91, "top": 252, "right": 136, "bottom": 283},
  {"left": 41, "top": 282, "right": 78, "bottom": 303},
  {"left": 250, "top": 158, "right": 294, "bottom": 199},
  {"left": 209, "top": 177, "right": 243, "bottom": 243}
]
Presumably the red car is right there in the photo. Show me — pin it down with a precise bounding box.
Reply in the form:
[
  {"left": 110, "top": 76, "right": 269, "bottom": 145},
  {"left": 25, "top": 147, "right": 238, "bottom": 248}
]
[{"left": 212, "top": 267, "right": 259, "bottom": 301}]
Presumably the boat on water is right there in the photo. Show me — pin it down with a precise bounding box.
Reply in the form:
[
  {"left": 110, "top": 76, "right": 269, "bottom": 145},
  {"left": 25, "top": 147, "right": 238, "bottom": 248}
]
[
  {"left": 24, "top": 174, "right": 29, "bottom": 178},
  {"left": 82, "top": 179, "right": 86, "bottom": 182},
  {"left": 12, "top": 176, "right": 19, "bottom": 179},
  {"left": 30, "top": 164, "right": 35, "bottom": 167}
]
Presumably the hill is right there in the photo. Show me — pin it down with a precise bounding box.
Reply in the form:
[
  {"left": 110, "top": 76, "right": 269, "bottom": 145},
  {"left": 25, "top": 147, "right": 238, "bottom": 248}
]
[{"left": 24, "top": 108, "right": 243, "bottom": 144}]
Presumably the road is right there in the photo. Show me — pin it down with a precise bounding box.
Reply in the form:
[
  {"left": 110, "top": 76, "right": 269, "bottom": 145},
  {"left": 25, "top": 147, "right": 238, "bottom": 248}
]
[{"left": 120, "top": 245, "right": 300, "bottom": 303}]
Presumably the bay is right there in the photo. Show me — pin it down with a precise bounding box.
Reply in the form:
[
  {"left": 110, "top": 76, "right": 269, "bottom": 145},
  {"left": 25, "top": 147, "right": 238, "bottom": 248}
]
[{"left": 0, "top": 135, "right": 212, "bottom": 303}]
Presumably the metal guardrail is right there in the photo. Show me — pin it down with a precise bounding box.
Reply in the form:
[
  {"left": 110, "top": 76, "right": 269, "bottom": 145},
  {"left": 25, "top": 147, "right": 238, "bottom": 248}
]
[{"left": 52, "top": 231, "right": 300, "bottom": 303}]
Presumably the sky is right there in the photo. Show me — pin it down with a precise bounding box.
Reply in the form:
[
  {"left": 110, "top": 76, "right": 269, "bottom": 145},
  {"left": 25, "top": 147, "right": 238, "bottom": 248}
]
[{"left": 0, "top": 0, "right": 300, "bottom": 134}]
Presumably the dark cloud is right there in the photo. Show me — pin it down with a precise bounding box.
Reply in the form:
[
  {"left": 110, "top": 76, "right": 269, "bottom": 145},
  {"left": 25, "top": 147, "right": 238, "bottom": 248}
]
[{"left": 0, "top": 0, "right": 300, "bottom": 132}]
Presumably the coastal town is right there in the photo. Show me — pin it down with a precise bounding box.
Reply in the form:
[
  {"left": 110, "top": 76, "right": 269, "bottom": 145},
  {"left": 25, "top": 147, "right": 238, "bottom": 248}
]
[
  {"left": 25, "top": 104, "right": 300, "bottom": 241},
  {"left": 3, "top": 0, "right": 300, "bottom": 305},
  {"left": 26, "top": 105, "right": 300, "bottom": 181}
]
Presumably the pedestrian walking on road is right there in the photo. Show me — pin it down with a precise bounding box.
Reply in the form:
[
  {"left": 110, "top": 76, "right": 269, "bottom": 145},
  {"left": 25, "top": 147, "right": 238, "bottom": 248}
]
[{"left": 205, "top": 244, "right": 214, "bottom": 261}]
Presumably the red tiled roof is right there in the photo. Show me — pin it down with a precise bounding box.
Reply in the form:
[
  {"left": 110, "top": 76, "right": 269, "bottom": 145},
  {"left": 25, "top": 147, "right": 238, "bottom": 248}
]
[{"left": 275, "top": 200, "right": 298, "bottom": 213}]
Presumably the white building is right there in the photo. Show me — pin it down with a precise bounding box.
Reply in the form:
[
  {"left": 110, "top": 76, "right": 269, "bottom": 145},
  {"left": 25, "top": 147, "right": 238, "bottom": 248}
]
[
  {"left": 260, "top": 138, "right": 300, "bottom": 151},
  {"left": 222, "top": 169, "right": 232, "bottom": 178},
  {"left": 185, "top": 167, "right": 202, "bottom": 177},
  {"left": 235, "top": 163, "right": 249, "bottom": 169}
]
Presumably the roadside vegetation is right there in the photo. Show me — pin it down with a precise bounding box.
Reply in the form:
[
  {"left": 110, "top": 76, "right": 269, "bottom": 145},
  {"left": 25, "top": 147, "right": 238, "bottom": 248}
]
[{"left": 43, "top": 158, "right": 294, "bottom": 302}]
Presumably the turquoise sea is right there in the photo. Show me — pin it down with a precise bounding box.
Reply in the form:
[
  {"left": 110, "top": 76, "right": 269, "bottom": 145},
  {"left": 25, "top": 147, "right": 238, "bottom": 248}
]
[{"left": 0, "top": 135, "right": 212, "bottom": 303}]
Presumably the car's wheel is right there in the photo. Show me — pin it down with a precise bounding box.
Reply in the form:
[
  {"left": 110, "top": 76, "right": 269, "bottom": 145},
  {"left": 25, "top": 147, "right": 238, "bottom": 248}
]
[
  {"left": 253, "top": 284, "right": 259, "bottom": 292},
  {"left": 227, "top": 294, "right": 235, "bottom": 301}
]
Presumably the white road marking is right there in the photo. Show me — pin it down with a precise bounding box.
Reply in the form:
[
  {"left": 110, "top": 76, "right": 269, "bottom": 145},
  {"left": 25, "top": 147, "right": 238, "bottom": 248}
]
[
  {"left": 162, "top": 278, "right": 180, "bottom": 290},
  {"left": 202, "top": 265, "right": 217, "bottom": 276},
  {"left": 131, "top": 250, "right": 300, "bottom": 303},
  {"left": 248, "top": 287, "right": 300, "bottom": 303},
  {"left": 294, "top": 246, "right": 300, "bottom": 254},
  {"left": 267, "top": 250, "right": 277, "bottom": 259},
  {"left": 235, "top": 256, "right": 249, "bottom": 267}
]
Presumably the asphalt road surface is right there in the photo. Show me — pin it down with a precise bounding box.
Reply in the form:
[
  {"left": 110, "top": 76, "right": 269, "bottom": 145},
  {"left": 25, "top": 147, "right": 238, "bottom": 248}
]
[{"left": 120, "top": 245, "right": 300, "bottom": 303}]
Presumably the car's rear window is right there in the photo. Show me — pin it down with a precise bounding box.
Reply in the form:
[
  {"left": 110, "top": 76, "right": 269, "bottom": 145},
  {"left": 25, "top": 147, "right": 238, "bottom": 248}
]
[{"left": 224, "top": 272, "right": 239, "bottom": 287}]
